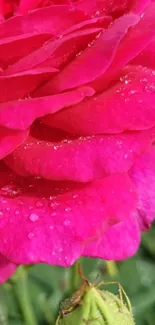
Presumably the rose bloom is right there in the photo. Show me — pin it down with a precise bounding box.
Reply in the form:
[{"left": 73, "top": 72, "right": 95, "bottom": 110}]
[{"left": 0, "top": 0, "right": 155, "bottom": 282}]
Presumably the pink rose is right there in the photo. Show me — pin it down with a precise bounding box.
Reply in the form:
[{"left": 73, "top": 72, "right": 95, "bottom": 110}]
[{"left": 0, "top": 0, "right": 155, "bottom": 282}]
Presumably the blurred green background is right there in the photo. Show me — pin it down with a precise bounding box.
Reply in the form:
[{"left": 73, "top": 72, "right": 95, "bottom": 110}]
[{"left": 1, "top": 223, "right": 155, "bottom": 325}]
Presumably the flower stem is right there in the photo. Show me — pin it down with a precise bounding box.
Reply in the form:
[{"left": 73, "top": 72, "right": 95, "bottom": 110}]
[
  {"left": 105, "top": 261, "right": 119, "bottom": 278},
  {"left": 12, "top": 266, "right": 37, "bottom": 325},
  {"left": 69, "top": 261, "right": 80, "bottom": 291}
]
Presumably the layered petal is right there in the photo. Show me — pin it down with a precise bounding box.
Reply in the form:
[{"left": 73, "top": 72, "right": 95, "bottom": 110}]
[
  {"left": 37, "top": 13, "right": 139, "bottom": 95},
  {"left": 75, "top": 0, "right": 149, "bottom": 17},
  {"left": 0, "top": 164, "right": 137, "bottom": 265},
  {"left": 4, "top": 27, "right": 103, "bottom": 75},
  {"left": 46, "top": 65, "right": 155, "bottom": 134},
  {"left": 5, "top": 125, "right": 155, "bottom": 181},
  {"left": 0, "top": 127, "right": 28, "bottom": 159},
  {"left": 0, "top": 32, "right": 52, "bottom": 70},
  {"left": 131, "top": 38, "right": 155, "bottom": 70},
  {"left": 84, "top": 146, "right": 155, "bottom": 261},
  {"left": 0, "top": 5, "right": 86, "bottom": 39},
  {"left": 0, "top": 67, "right": 58, "bottom": 102},
  {"left": 91, "top": 2, "right": 155, "bottom": 93},
  {"left": 84, "top": 213, "right": 140, "bottom": 260},
  {"left": 0, "top": 87, "right": 94, "bottom": 130}
]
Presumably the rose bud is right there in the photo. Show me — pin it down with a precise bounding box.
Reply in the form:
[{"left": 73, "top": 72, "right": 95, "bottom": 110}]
[{"left": 56, "top": 280, "right": 135, "bottom": 325}]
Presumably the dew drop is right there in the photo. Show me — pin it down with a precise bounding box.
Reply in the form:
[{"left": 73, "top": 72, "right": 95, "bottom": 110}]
[
  {"left": 72, "top": 194, "right": 78, "bottom": 199},
  {"left": 1, "top": 185, "right": 21, "bottom": 198},
  {"left": 2, "top": 199, "right": 7, "bottom": 204},
  {"left": 29, "top": 213, "right": 39, "bottom": 222},
  {"left": 145, "top": 84, "right": 155, "bottom": 93},
  {"left": 65, "top": 207, "right": 71, "bottom": 212},
  {"left": 36, "top": 201, "right": 43, "bottom": 208},
  {"left": 58, "top": 247, "right": 63, "bottom": 253},
  {"left": 129, "top": 89, "right": 137, "bottom": 95},
  {"left": 51, "top": 212, "right": 57, "bottom": 217},
  {"left": 64, "top": 219, "right": 71, "bottom": 226},
  {"left": 49, "top": 225, "right": 54, "bottom": 230},
  {"left": 28, "top": 232, "right": 35, "bottom": 239}
]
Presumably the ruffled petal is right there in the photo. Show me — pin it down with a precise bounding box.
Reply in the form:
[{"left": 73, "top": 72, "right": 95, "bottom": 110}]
[
  {"left": 0, "top": 127, "right": 29, "bottom": 159},
  {"left": 0, "top": 87, "right": 94, "bottom": 129},
  {"left": 131, "top": 38, "right": 155, "bottom": 70},
  {"left": 0, "top": 67, "right": 58, "bottom": 102},
  {"left": 84, "top": 213, "right": 140, "bottom": 260},
  {"left": 75, "top": 0, "right": 144, "bottom": 17},
  {"left": 0, "top": 33, "right": 51, "bottom": 70},
  {"left": 0, "top": 5, "right": 86, "bottom": 39},
  {"left": 46, "top": 65, "right": 155, "bottom": 134},
  {"left": 5, "top": 125, "right": 155, "bottom": 181},
  {"left": 0, "top": 164, "right": 137, "bottom": 265},
  {"left": 17, "top": 0, "right": 72, "bottom": 13},
  {"left": 130, "top": 0, "right": 151, "bottom": 14},
  {"left": 91, "top": 2, "right": 155, "bottom": 93},
  {"left": 4, "top": 27, "right": 103, "bottom": 75},
  {"left": 37, "top": 13, "right": 139, "bottom": 95}
]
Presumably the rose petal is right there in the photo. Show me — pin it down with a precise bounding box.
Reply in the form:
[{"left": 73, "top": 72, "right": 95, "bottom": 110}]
[
  {"left": 131, "top": 0, "right": 151, "bottom": 14},
  {"left": 0, "top": 33, "right": 52, "bottom": 70},
  {"left": 0, "top": 5, "right": 86, "bottom": 39},
  {"left": 0, "top": 127, "right": 29, "bottom": 159},
  {"left": 91, "top": 2, "right": 155, "bottom": 93},
  {"left": 131, "top": 38, "right": 155, "bottom": 70},
  {"left": 75, "top": 0, "right": 151, "bottom": 16},
  {"left": 84, "top": 213, "right": 140, "bottom": 260},
  {"left": 37, "top": 13, "right": 139, "bottom": 95},
  {"left": 17, "top": 0, "right": 47, "bottom": 13},
  {"left": 0, "top": 87, "right": 94, "bottom": 130},
  {"left": 46, "top": 65, "right": 155, "bottom": 134},
  {"left": 0, "top": 67, "right": 58, "bottom": 102},
  {"left": 129, "top": 148, "right": 155, "bottom": 228},
  {"left": 75, "top": 0, "right": 129, "bottom": 17},
  {"left": 17, "top": 0, "right": 72, "bottom": 13},
  {"left": 0, "top": 164, "right": 137, "bottom": 265},
  {"left": 4, "top": 28, "right": 103, "bottom": 75},
  {"left": 0, "top": 254, "right": 16, "bottom": 283},
  {"left": 5, "top": 126, "right": 155, "bottom": 181},
  {"left": 63, "top": 15, "right": 111, "bottom": 35},
  {"left": 0, "top": 0, "right": 18, "bottom": 18}
]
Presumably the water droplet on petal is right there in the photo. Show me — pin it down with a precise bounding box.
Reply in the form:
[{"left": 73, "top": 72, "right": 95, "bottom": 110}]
[
  {"left": 72, "top": 194, "right": 78, "bottom": 199},
  {"left": 145, "top": 84, "right": 155, "bottom": 93},
  {"left": 36, "top": 201, "right": 43, "bottom": 208},
  {"left": 28, "top": 232, "right": 35, "bottom": 239},
  {"left": 64, "top": 220, "right": 71, "bottom": 226},
  {"left": 58, "top": 247, "right": 63, "bottom": 253},
  {"left": 29, "top": 213, "right": 39, "bottom": 222},
  {"left": 65, "top": 207, "right": 71, "bottom": 212}
]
